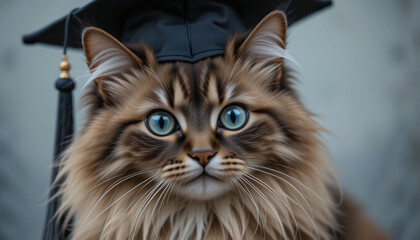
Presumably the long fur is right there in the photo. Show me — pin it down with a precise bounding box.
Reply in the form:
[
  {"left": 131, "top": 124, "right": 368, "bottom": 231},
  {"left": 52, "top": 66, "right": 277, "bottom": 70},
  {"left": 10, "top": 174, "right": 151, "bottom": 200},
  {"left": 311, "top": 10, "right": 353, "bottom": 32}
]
[{"left": 55, "top": 11, "right": 338, "bottom": 240}]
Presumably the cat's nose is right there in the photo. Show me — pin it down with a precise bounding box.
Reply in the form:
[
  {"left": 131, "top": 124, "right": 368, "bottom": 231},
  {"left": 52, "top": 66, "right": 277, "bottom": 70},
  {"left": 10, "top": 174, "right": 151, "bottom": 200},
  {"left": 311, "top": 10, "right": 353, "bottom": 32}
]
[{"left": 189, "top": 149, "right": 216, "bottom": 167}]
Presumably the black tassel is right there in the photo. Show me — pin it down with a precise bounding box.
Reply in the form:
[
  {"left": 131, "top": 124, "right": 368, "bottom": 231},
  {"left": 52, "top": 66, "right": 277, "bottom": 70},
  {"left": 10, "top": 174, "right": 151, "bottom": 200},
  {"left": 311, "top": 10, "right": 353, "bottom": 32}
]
[
  {"left": 43, "top": 76, "right": 75, "bottom": 240},
  {"left": 43, "top": 9, "right": 78, "bottom": 240}
]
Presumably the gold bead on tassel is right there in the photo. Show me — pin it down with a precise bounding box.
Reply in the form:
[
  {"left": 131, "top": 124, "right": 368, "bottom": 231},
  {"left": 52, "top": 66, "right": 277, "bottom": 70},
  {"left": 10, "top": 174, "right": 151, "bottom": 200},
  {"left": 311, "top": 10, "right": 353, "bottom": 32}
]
[{"left": 59, "top": 54, "right": 71, "bottom": 79}]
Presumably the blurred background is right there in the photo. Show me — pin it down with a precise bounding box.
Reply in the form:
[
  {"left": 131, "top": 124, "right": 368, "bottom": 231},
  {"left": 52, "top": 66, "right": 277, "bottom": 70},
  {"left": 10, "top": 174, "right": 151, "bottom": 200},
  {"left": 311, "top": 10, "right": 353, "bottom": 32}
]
[{"left": 1, "top": 0, "right": 419, "bottom": 239}]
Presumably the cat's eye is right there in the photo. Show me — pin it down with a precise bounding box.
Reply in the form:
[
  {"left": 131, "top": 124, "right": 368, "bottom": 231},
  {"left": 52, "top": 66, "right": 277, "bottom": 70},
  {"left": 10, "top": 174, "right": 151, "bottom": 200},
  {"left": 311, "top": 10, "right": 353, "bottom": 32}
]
[
  {"left": 219, "top": 105, "right": 248, "bottom": 130},
  {"left": 146, "top": 111, "right": 177, "bottom": 136}
]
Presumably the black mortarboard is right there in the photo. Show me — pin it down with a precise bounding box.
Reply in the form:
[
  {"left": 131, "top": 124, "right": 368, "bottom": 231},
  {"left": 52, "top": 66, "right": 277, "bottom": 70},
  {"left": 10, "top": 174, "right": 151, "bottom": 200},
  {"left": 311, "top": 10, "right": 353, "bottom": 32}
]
[
  {"left": 24, "top": 0, "right": 332, "bottom": 62},
  {"left": 22, "top": 1, "right": 332, "bottom": 239}
]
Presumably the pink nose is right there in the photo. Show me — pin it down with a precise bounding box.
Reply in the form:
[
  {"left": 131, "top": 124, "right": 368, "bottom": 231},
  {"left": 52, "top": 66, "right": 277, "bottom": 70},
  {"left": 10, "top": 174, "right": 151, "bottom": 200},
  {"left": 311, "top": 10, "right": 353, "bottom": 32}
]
[{"left": 189, "top": 149, "right": 216, "bottom": 166}]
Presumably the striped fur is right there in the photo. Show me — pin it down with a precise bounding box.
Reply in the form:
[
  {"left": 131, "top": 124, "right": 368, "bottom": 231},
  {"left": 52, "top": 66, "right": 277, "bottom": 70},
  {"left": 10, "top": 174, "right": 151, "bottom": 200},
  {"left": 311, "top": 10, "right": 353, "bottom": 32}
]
[{"left": 56, "top": 11, "right": 338, "bottom": 240}]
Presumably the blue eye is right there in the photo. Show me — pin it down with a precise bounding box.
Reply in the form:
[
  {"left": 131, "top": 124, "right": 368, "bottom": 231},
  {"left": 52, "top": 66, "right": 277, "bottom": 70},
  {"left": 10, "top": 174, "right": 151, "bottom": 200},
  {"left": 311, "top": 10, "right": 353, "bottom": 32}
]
[
  {"left": 219, "top": 105, "right": 248, "bottom": 130},
  {"left": 146, "top": 111, "right": 176, "bottom": 136}
]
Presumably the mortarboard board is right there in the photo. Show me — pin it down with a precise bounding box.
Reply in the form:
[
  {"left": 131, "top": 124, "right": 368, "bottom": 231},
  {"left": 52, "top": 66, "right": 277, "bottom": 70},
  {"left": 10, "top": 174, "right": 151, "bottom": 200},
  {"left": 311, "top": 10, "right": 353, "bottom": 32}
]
[
  {"left": 22, "top": 0, "right": 332, "bottom": 239},
  {"left": 24, "top": 0, "right": 332, "bottom": 62}
]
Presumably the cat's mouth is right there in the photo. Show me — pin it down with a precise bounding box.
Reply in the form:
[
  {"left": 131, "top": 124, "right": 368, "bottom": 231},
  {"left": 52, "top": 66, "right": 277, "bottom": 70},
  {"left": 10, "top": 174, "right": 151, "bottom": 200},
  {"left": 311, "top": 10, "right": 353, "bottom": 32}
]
[
  {"left": 177, "top": 171, "right": 230, "bottom": 200},
  {"left": 185, "top": 171, "right": 222, "bottom": 185}
]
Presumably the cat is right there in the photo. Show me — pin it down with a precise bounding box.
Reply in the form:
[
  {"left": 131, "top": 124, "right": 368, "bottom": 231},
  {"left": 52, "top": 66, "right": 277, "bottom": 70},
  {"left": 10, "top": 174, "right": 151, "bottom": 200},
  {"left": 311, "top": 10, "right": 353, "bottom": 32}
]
[{"left": 56, "top": 11, "right": 350, "bottom": 239}]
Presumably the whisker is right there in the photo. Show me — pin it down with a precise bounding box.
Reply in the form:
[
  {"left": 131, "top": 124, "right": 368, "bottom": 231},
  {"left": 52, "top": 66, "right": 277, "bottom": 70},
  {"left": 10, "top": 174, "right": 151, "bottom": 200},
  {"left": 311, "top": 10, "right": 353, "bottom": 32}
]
[
  {"left": 129, "top": 181, "right": 161, "bottom": 240},
  {"left": 248, "top": 166, "right": 321, "bottom": 239},
  {"left": 82, "top": 174, "right": 160, "bottom": 239},
  {"left": 244, "top": 157, "right": 334, "bottom": 207},
  {"left": 274, "top": 163, "right": 344, "bottom": 207},
  {"left": 229, "top": 179, "right": 246, "bottom": 228},
  {"left": 253, "top": 165, "right": 329, "bottom": 206},
  {"left": 243, "top": 172, "right": 302, "bottom": 240},
  {"left": 241, "top": 175, "right": 286, "bottom": 239},
  {"left": 74, "top": 169, "right": 156, "bottom": 239},
  {"left": 130, "top": 180, "right": 166, "bottom": 240},
  {"left": 87, "top": 173, "right": 124, "bottom": 192},
  {"left": 156, "top": 182, "right": 174, "bottom": 235},
  {"left": 129, "top": 179, "right": 163, "bottom": 239},
  {"left": 137, "top": 181, "right": 169, "bottom": 239},
  {"left": 235, "top": 177, "right": 261, "bottom": 236},
  {"left": 150, "top": 182, "right": 172, "bottom": 239},
  {"left": 248, "top": 165, "right": 315, "bottom": 216}
]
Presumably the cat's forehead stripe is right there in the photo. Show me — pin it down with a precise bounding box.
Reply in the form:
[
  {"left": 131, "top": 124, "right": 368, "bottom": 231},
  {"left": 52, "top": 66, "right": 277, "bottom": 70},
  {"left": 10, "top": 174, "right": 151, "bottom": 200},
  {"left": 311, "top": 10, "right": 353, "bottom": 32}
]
[
  {"left": 157, "top": 61, "right": 234, "bottom": 114},
  {"left": 206, "top": 75, "right": 219, "bottom": 104},
  {"left": 175, "top": 64, "right": 191, "bottom": 97},
  {"left": 199, "top": 59, "right": 213, "bottom": 96},
  {"left": 166, "top": 80, "right": 175, "bottom": 108},
  {"left": 190, "top": 63, "right": 201, "bottom": 108},
  {"left": 159, "top": 64, "right": 189, "bottom": 108},
  {"left": 173, "top": 79, "right": 186, "bottom": 108}
]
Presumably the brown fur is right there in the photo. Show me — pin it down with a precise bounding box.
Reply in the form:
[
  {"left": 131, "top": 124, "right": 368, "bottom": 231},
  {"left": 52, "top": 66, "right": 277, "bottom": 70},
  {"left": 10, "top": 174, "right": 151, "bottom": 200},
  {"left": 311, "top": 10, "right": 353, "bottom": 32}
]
[
  {"left": 338, "top": 197, "right": 389, "bottom": 240},
  {"left": 56, "top": 11, "right": 344, "bottom": 239}
]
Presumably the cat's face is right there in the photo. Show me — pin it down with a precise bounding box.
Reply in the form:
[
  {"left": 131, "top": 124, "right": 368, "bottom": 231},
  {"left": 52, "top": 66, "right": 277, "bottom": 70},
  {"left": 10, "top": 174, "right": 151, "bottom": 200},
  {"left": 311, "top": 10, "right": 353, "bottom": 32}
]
[
  {"left": 79, "top": 11, "right": 295, "bottom": 200},
  {"left": 134, "top": 61, "right": 253, "bottom": 200},
  {"left": 98, "top": 59, "right": 291, "bottom": 200}
]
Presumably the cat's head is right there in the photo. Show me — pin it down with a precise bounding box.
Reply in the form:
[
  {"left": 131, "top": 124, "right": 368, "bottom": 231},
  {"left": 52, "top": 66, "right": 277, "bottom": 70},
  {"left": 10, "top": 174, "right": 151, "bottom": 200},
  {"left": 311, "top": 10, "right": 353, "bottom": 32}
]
[
  {"left": 74, "top": 11, "right": 309, "bottom": 200},
  {"left": 60, "top": 11, "right": 337, "bottom": 239}
]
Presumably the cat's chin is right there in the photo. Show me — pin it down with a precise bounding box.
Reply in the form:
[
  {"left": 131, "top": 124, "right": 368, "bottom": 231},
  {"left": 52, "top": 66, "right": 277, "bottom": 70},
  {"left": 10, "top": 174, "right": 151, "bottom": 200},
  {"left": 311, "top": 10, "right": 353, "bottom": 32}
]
[{"left": 176, "top": 175, "right": 231, "bottom": 200}]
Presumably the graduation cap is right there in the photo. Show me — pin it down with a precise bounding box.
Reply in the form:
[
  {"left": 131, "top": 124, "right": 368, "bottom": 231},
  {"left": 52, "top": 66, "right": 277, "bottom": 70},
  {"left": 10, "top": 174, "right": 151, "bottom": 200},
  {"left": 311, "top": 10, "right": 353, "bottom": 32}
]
[{"left": 22, "top": 0, "right": 332, "bottom": 239}]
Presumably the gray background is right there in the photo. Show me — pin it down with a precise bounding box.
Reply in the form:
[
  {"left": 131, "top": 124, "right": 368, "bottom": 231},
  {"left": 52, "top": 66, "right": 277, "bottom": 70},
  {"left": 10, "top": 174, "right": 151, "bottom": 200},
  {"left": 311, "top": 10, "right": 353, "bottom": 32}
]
[{"left": 1, "top": 0, "right": 419, "bottom": 239}]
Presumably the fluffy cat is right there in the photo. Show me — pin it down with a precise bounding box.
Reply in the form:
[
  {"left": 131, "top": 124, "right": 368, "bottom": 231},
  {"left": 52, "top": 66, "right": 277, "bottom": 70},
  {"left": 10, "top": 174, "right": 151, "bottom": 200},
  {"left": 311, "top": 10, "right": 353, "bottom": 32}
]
[{"left": 56, "top": 11, "right": 340, "bottom": 239}]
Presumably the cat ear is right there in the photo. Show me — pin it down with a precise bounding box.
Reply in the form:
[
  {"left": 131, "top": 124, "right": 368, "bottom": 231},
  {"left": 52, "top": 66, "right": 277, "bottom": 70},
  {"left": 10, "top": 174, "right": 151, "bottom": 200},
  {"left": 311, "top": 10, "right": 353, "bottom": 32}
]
[
  {"left": 82, "top": 27, "right": 143, "bottom": 104},
  {"left": 227, "top": 11, "right": 289, "bottom": 86}
]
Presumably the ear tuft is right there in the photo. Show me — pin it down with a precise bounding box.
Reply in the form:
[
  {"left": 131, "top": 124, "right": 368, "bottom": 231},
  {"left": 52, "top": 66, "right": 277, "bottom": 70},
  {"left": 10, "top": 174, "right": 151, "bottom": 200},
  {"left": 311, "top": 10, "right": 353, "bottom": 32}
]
[
  {"left": 239, "top": 11, "right": 291, "bottom": 63},
  {"left": 82, "top": 27, "right": 143, "bottom": 104},
  {"left": 227, "top": 11, "right": 294, "bottom": 89}
]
